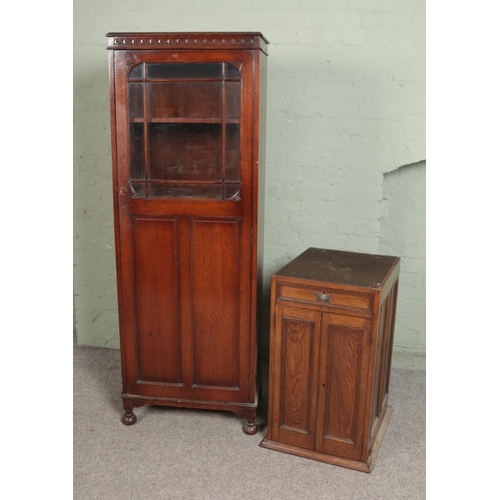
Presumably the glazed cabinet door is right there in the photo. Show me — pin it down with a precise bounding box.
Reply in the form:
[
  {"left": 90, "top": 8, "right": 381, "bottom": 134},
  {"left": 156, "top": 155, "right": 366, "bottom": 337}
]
[
  {"left": 112, "top": 49, "right": 255, "bottom": 403},
  {"left": 269, "top": 305, "right": 322, "bottom": 450},
  {"left": 315, "top": 312, "right": 372, "bottom": 461}
]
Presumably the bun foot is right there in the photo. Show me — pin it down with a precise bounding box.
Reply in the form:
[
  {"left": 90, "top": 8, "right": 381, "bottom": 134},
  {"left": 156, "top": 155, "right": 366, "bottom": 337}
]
[
  {"left": 122, "top": 412, "right": 137, "bottom": 425},
  {"left": 244, "top": 421, "right": 258, "bottom": 435}
]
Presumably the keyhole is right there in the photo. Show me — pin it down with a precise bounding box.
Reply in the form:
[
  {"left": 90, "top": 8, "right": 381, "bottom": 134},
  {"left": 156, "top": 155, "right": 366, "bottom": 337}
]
[{"left": 322, "top": 384, "right": 325, "bottom": 388}]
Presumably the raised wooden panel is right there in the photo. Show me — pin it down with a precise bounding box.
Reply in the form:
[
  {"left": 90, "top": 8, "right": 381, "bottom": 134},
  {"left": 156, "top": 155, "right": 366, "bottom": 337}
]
[
  {"left": 281, "top": 319, "right": 314, "bottom": 430},
  {"left": 190, "top": 217, "right": 241, "bottom": 388},
  {"left": 369, "top": 283, "right": 398, "bottom": 450},
  {"left": 324, "top": 327, "right": 361, "bottom": 442},
  {"left": 271, "top": 306, "right": 321, "bottom": 450},
  {"left": 132, "top": 216, "right": 182, "bottom": 384},
  {"left": 316, "top": 313, "right": 370, "bottom": 461},
  {"left": 377, "top": 293, "right": 392, "bottom": 414}
]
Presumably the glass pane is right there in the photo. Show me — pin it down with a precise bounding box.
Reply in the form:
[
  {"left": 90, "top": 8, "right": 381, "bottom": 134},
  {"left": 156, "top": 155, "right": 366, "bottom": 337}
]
[
  {"left": 126, "top": 62, "right": 242, "bottom": 200},
  {"left": 148, "top": 183, "right": 223, "bottom": 199},
  {"left": 225, "top": 81, "right": 241, "bottom": 183},
  {"left": 147, "top": 82, "right": 222, "bottom": 121},
  {"left": 225, "top": 81, "right": 240, "bottom": 122},
  {"left": 129, "top": 64, "right": 143, "bottom": 79},
  {"left": 129, "top": 181, "right": 146, "bottom": 198},
  {"left": 129, "top": 123, "right": 145, "bottom": 179},
  {"left": 223, "top": 183, "right": 240, "bottom": 200},
  {"left": 225, "top": 123, "right": 240, "bottom": 183},
  {"left": 128, "top": 83, "right": 144, "bottom": 120},
  {"left": 225, "top": 63, "right": 241, "bottom": 79},
  {"left": 148, "top": 123, "right": 222, "bottom": 182},
  {"left": 146, "top": 63, "right": 223, "bottom": 80}
]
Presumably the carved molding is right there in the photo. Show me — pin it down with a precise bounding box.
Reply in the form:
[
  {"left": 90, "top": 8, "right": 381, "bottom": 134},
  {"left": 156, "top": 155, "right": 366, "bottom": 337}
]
[
  {"left": 113, "top": 37, "right": 256, "bottom": 47},
  {"left": 126, "top": 62, "right": 138, "bottom": 76},
  {"left": 230, "top": 190, "right": 242, "bottom": 202}
]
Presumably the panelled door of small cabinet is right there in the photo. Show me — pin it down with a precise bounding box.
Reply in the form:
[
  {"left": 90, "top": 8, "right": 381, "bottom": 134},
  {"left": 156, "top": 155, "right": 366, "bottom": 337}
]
[
  {"left": 113, "top": 49, "right": 254, "bottom": 403},
  {"left": 314, "top": 312, "right": 372, "bottom": 461},
  {"left": 270, "top": 305, "right": 322, "bottom": 450}
]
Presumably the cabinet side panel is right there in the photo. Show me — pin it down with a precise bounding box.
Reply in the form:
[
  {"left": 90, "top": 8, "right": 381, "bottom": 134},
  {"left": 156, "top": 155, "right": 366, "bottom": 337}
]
[
  {"left": 191, "top": 217, "right": 241, "bottom": 388},
  {"left": 381, "top": 282, "right": 397, "bottom": 408},
  {"left": 132, "top": 216, "right": 182, "bottom": 384},
  {"left": 280, "top": 318, "right": 315, "bottom": 431},
  {"left": 369, "top": 284, "right": 397, "bottom": 449},
  {"left": 370, "top": 298, "right": 386, "bottom": 436}
]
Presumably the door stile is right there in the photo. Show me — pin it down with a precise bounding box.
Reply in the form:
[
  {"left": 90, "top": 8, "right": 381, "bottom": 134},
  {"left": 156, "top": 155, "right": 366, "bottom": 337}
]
[{"left": 179, "top": 215, "right": 193, "bottom": 389}]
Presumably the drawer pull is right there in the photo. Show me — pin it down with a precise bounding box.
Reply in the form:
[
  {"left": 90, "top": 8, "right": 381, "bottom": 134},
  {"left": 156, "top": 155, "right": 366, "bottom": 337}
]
[{"left": 317, "top": 292, "right": 330, "bottom": 302}]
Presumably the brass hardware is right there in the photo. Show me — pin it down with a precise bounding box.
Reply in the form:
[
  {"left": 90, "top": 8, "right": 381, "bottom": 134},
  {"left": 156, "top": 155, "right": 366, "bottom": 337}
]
[{"left": 317, "top": 292, "right": 330, "bottom": 302}]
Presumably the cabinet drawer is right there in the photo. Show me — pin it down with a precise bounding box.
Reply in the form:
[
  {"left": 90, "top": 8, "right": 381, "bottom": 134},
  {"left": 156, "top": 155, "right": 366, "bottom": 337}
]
[{"left": 277, "top": 283, "right": 372, "bottom": 312}]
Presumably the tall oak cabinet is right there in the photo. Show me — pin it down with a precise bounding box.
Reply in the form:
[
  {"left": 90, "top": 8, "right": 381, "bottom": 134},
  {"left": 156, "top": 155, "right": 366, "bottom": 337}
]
[{"left": 106, "top": 32, "right": 268, "bottom": 434}]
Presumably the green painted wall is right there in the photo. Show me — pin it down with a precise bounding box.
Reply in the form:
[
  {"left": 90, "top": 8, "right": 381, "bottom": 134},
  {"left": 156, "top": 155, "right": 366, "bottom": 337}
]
[
  {"left": 380, "top": 161, "right": 426, "bottom": 368},
  {"left": 74, "top": 0, "right": 425, "bottom": 367}
]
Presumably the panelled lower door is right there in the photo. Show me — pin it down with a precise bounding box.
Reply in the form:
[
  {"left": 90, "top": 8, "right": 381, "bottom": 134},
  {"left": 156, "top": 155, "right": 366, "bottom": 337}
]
[
  {"left": 270, "top": 305, "right": 322, "bottom": 449},
  {"left": 190, "top": 216, "right": 243, "bottom": 391},
  {"left": 113, "top": 49, "right": 255, "bottom": 403},
  {"left": 131, "top": 215, "right": 182, "bottom": 386},
  {"left": 315, "top": 312, "right": 372, "bottom": 461}
]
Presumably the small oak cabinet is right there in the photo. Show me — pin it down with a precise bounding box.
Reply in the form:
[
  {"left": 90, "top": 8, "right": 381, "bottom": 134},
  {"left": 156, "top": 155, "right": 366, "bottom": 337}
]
[
  {"left": 260, "top": 248, "right": 400, "bottom": 471},
  {"left": 106, "top": 32, "right": 268, "bottom": 434}
]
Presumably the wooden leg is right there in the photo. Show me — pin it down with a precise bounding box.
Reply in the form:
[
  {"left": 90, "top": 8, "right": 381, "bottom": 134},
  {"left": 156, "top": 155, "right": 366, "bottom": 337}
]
[
  {"left": 243, "top": 408, "right": 258, "bottom": 435},
  {"left": 122, "top": 399, "right": 137, "bottom": 425}
]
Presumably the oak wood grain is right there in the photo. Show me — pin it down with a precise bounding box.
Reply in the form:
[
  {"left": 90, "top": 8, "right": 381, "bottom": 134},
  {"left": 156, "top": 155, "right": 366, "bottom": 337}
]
[
  {"left": 132, "top": 216, "right": 182, "bottom": 384},
  {"left": 270, "top": 306, "right": 321, "bottom": 450},
  {"left": 191, "top": 217, "right": 240, "bottom": 388}
]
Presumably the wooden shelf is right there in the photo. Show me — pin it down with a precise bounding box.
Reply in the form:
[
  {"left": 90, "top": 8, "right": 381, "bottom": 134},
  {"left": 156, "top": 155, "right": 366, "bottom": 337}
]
[
  {"left": 129, "top": 180, "right": 241, "bottom": 199},
  {"left": 130, "top": 118, "right": 240, "bottom": 124}
]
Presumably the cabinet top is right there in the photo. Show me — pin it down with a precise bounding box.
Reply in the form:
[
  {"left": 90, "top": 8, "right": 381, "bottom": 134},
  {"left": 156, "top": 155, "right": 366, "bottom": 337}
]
[
  {"left": 275, "top": 247, "right": 400, "bottom": 290},
  {"left": 106, "top": 32, "right": 269, "bottom": 54}
]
